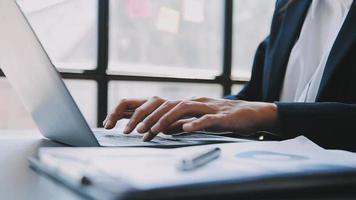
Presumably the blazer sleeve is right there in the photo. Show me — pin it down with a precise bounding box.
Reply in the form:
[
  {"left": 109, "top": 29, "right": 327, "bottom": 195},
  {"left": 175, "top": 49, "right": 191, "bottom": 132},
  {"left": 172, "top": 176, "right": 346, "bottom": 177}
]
[
  {"left": 276, "top": 102, "right": 356, "bottom": 151},
  {"left": 225, "top": 37, "right": 268, "bottom": 101}
]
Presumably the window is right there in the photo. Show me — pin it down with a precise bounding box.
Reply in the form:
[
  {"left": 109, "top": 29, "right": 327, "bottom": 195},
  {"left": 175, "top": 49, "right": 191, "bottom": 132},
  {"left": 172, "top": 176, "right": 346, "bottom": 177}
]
[
  {"left": 0, "top": 0, "right": 276, "bottom": 129},
  {"left": 108, "top": 81, "right": 221, "bottom": 110},
  {"left": 64, "top": 80, "right": 98, "bottom": 127},
  {"left": 16, "top": 0, "right": 98, "bottom": 70},
  {"left": 109, "top": 0, "right": 224, "bottom": 79},
  {"left": 232, "top": 0, "right": 275, "bottom": 80},
  {"left": 232, "top": 84, "right": 244, "bottom": 95}
]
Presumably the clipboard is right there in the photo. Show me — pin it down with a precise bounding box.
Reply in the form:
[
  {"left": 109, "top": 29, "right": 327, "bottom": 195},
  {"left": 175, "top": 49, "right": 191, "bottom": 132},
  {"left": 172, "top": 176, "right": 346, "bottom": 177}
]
[
  {"left": 28, "top": 136, "right": 356, "bottom": 200},
  {"left": 29, "top": 156, "right": 356, "bottom": 200}
]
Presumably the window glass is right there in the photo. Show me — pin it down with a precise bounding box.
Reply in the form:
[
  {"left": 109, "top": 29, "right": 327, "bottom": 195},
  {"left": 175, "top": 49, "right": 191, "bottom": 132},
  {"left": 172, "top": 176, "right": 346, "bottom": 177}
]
[
  {"left": 64, "top": 80, "right": 98, "bottom": 127},
  {"left": 232, "top": 0, "right": 275, "bottom": 80},
  {"left": 108, "top": 81, "right": 221, "bottom": 108},
  {"left": 16, "top": 0, "right": 98, "bottom": 70},
  {"left": 109, "top": 0, "right": 224, "bottom": 78},
  {"left": 231, "top": 84, "right": 244, "bottom": 96}
]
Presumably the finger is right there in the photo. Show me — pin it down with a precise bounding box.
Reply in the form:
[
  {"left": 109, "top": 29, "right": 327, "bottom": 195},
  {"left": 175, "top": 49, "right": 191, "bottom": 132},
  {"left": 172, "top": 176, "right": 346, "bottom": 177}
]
[
  {"left": 182, "top": 114, "right": 222, "bottom": 132},
  {"left": 122, "top": 111, "right": 134, "bottom": 119},
  {"left": 136, "top": 100, "right": 179, "bottom": 133},
  {"left": 124, "top": 96, "right": 165, "bottom": 134},
  {"left": 162, "top": 118, "right": 196, "bottom": 135},
  {"left": 138, "top": 98, "right": 211, "bottom": 134},
  {"left": 143, "top": 118, "right": 196, "bottom": 142},
  {"left": 190, "top": 97, "right": 211, "bottom": 103},
  {"left": 150, "top": 101, "right": 215, "bottom": 134},
  {"left": 143, "top": 131, "right": 157, "bottom": 142},
  {"left": 104, "top": 98, "right": 146, "bottom": 129}
]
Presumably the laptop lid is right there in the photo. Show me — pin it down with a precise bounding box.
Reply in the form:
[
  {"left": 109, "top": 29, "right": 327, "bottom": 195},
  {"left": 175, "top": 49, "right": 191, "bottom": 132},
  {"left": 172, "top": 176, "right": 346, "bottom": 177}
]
[{"left": 0, "top": 0, "right": 99, "bottom": 147}]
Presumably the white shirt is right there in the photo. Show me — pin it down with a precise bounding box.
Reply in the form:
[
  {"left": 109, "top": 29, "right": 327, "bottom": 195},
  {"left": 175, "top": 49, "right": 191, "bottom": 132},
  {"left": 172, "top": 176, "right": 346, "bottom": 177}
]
[{"left": 280, "top": 0, "right": 353, "bottom": 102}]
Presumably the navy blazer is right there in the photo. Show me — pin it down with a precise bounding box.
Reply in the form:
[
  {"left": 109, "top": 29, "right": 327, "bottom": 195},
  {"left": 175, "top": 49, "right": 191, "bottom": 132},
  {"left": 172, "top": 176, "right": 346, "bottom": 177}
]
[{"left": 228, "top": 0, "right": 356, "bottom": 151}]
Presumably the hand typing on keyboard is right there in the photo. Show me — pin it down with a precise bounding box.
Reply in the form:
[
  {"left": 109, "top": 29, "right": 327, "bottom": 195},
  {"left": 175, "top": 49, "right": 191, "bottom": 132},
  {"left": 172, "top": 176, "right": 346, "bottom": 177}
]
[{"left": 103, "top": 97, "right": 278, "bottom": 142}]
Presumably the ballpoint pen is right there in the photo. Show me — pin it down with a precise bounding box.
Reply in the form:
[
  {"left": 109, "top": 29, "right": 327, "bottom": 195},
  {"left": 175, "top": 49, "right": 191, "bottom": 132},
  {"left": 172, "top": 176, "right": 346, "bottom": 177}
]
[{"left": 178, "top": 147, "right": 221, "bottom": 171}]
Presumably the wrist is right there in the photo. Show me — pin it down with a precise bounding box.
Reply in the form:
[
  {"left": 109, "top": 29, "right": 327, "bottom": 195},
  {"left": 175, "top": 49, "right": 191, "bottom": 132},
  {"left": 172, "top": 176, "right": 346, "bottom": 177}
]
[{"left": 259, "top": 102, "right": 279, "bottom": 132}]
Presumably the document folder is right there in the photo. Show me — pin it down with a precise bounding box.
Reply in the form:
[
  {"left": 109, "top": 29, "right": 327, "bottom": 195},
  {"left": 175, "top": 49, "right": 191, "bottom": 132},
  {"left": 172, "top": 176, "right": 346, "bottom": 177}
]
[{"left": 29, "top": 136, "right": 356, "bottom": 200}]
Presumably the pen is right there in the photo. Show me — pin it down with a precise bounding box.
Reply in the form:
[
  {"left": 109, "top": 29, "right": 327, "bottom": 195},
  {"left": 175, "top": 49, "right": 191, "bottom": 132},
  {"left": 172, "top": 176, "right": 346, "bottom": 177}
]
[{"left": 178, "top": 147, "right": 221, "bottom": 171}]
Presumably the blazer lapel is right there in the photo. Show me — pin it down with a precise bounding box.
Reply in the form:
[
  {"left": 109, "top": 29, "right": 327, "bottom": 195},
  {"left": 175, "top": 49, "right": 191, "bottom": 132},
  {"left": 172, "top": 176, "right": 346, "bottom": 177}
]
[
  {"left": 263, "top": 0, "right": 312, "bottom": 101},
  {"left": 316, "top": 1, "right": 356, "bottom": 101}
]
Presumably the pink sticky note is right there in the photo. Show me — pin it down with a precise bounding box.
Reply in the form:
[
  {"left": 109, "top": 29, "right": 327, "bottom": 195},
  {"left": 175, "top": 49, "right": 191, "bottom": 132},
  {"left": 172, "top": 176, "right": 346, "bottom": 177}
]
[{"left": 127, "top": 0, "right": 152, "bottom": 19}]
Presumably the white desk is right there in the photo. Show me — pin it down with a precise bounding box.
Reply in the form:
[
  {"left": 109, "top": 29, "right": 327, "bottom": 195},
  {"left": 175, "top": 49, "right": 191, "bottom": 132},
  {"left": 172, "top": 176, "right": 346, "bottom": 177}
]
[{"left": 0, "top": 130, "right": 85, "bottom": 200}]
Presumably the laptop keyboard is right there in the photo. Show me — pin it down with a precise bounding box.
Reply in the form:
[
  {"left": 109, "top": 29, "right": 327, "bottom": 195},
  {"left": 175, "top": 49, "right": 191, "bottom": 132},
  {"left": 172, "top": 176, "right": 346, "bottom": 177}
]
[{"left": 93, "top": 129, "right": 199, "bottom": 147}]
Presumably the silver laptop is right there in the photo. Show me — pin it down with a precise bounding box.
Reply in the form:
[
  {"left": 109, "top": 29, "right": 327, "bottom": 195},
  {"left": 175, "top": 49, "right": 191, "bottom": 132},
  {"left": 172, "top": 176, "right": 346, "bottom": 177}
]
[{"left": 0, "top": 0, "right": 242, "bottom": 147}]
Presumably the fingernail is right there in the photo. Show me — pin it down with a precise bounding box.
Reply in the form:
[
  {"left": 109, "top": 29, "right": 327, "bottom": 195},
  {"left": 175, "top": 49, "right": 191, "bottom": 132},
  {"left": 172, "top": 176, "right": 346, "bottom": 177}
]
[
  {"left": 183, "top": 123, "right": 193, "bottom": 132},
  {"left": 102, "top": 118, "right": 108, "bottom": 127},
  {"left": 150, "top": 124, "right": 159, "bottom": 133},
  {"left": 136, "top": 123, "right": 145, "bottom": 133},
  {"left": 104, "top": 120, "right": 110, "bottom": 129},
  {"left": 123, "top": 126, "right": 130, "bottom": 134},
  {"left": 143, "top": 133, "right": 152, "bottom": 142}
]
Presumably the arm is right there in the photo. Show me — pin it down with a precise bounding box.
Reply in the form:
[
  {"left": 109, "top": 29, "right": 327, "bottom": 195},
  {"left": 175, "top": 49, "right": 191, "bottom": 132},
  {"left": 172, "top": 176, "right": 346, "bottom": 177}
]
[{"left": 276, "top": 102, "right": 356, "bottom": 151}]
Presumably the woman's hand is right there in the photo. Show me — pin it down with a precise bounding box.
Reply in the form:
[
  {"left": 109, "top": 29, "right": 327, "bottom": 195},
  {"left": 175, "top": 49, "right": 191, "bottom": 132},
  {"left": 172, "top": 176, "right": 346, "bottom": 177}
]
[{"left": 104, "top": 97, "right": 279, "bottom": 141}]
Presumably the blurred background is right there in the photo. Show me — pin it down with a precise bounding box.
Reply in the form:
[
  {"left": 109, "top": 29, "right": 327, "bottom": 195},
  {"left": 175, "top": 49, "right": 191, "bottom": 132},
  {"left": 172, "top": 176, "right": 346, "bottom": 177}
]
[{"left": 0, "top": 0, "right": 274, "bottom": 129}]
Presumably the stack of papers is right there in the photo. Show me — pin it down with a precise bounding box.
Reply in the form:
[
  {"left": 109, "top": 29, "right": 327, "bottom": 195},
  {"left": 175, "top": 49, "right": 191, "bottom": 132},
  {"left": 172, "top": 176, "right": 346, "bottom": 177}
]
[{"left": 32, "top": 136, "right": 356, "bottom": 199}]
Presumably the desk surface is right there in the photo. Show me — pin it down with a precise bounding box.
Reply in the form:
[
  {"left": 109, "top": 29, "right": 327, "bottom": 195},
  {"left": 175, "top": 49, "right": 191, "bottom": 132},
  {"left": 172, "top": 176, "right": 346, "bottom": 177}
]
[{"left": 0, "top": 130, "right": 85, "bottom": 200}]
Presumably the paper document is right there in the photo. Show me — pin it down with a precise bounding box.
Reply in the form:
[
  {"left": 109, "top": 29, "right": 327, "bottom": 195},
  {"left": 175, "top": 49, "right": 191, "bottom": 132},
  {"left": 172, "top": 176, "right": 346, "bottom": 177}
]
[
  {"left": 37, "top": 136, "right": 356, "bottom": 191},
  {"left": 156, "top": 6, "right": 180, "bottom": 34}
]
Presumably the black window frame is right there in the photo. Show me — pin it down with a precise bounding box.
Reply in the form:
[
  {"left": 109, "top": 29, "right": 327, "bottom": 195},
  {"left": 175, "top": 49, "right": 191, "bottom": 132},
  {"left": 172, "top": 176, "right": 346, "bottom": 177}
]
[{"left": 0, "top": 0, "right": 247, "bottom": 127}]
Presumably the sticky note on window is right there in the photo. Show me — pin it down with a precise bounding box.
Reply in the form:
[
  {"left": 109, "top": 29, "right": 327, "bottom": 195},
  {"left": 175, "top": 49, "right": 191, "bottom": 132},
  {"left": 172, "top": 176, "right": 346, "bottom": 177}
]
[
  {"left": 127, "top": 0, "right": 152, "bottom": 19},
  {"left": 156, "top": 7, "right": 180, "bottom": 34},
  {"left": 182, "top": 0, "right": 205, "bottom": 23}
]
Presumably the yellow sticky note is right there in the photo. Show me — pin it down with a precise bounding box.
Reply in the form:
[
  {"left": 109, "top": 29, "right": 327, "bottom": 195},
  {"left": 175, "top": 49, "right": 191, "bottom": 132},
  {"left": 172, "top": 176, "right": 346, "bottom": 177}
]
[{"left": 156, "top": 6, "right": 180, "bottom": 34}]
